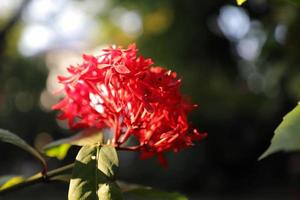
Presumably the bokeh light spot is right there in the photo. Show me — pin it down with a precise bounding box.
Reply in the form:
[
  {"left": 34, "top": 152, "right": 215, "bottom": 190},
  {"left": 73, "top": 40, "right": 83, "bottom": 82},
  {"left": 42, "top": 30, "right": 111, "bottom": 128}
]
[
  {"left": 218, "top": 5, "right": 250, "bottom": 41},
  {"left": 18, "top": 24, "right": 54, "bottom": 56}
]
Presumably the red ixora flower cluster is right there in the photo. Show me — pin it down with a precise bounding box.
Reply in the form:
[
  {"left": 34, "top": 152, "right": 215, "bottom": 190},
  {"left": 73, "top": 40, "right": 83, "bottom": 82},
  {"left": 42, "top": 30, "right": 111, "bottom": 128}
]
[{"left": 53, "top": 44, "right": 206, "bottom": 166}]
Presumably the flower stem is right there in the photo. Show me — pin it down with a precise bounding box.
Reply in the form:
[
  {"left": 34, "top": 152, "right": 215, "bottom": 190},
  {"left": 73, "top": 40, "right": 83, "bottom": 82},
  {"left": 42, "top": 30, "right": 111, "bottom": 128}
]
[{"left": 0, "top": 163, "right": 74, "bottom": 196}]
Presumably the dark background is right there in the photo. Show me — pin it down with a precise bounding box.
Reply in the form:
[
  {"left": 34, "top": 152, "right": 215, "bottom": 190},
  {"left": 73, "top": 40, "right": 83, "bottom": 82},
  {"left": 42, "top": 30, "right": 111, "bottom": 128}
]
[{"left": 1, "top": 0, "right": 300, "bottom": 199}]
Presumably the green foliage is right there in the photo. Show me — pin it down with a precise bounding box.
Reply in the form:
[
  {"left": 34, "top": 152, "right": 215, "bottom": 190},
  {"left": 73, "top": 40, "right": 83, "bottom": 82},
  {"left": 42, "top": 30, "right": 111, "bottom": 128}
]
[
  {"left": 0, "top": 175, "right": 19, "bottom": 186},
  {"left": 45, "top": 143, "right": 71, "bottom": 160},
  {"left": 236, "top": 0, "right": 247, "bottom": 6},
  {"left": 98, "top": 183, "right": 124, "bottom": 200},
  {"left": 0, "top": 131, "right": 189, "bottom": 199},
  {"left": 68, "top": 145, "right": 122, "bottom": 200},
  {"left": 0, "top": 176, "right": 24, "bottom": 191},
  {"left": 97, "top": 145, "right": 119, "bottom": 178},
  {"left": 0, "top": 129, "right": 47, "bottom": 168},
  {"left": 0, "top": 164, "right": 74, "bottom": 195},
  {"left": 259, "top": 103, "right": 300, "bottom": 160},
  {"left": 43, "top": 129, "right": 103, "bottom": 160}
]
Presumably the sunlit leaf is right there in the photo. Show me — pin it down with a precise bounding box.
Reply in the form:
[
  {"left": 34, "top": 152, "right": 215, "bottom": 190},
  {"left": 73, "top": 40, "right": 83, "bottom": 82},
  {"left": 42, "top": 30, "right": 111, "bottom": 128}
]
[
  {"left": 236, "top": 0, "right": 247, "bottom": 5},
  {"left": 0, "top": 129, "right": 47, "bottom": 168},
  {"left": 259, "top": 103, "right": 300, "bottom": 160},
  {"left": 68, "top": 145, "right": 122, "bottom": 200},
  {"left": 0, "top": 176, "right": 24, "bottom": 191},
  {"left": 45, "top": 143, "right": 71, "bottom": 160},
  {"left": 0, "top": 175, "right": 23, "bottom": 187},
  {"left": 43, "top": 129, "right": 103, "bottom": 160},
  {"left": 98, "top": 183, "right": 123, "bottom": 200}
]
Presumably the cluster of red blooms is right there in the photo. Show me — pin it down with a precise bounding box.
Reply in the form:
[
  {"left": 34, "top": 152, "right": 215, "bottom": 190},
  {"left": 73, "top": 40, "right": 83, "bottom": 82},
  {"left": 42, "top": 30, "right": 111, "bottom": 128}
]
[{"left": 53, "top": 44, "right": 206, "bottom": 166}]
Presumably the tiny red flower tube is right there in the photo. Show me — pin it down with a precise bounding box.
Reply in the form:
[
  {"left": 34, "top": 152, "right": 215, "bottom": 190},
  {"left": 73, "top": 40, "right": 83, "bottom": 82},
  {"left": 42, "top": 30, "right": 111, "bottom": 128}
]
[{"left": 53, "top": 44, "right": 207, "bottom": 166}]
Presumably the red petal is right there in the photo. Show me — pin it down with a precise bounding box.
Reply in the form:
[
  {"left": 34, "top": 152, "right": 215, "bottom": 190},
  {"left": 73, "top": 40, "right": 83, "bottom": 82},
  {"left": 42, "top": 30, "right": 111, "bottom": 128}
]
[
  {"left": 113, "top": 56, "right": 122, "bottom": 63},
  {"left": 105, "top": 69, "right": 112, "bottom": 86},
  {"left": 52, "top": 98, "right": 68, "bottom": 110},
  {"left": 98, "top": 64, "right": 110, "bottom": 69},
  {"left": 82, "top": 54, "right": 98, "bottom": 64},
  {"left": 114, "top": 65, "right": 131, "bottom": 74}
]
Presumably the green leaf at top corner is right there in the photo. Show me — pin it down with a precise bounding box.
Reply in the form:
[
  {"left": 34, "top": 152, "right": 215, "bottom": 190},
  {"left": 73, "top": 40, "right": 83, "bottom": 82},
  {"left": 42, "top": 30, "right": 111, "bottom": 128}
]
[
  {"left": 68, "top": 145, "right": 121, "bottom": 200},
  {"left": 43, "top": 128, "right": 103, "bottom": 160},
  {"left": 259, "top": 103, "right": 300, "bottom": 160},
  {"left": 236, "top": 0, "right": 247, "bottom": 6},
  {"left": 0, "top": 129, "right": 47, "bottom": 168}
]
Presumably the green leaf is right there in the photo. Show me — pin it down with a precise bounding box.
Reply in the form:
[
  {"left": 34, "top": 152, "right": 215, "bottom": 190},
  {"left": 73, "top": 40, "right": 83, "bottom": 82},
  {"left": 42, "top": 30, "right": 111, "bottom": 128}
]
[
  {"left": 45, "top": 143, "right": 71, "bottom": 160},
  {"left": 236, "top": 0, "right": 247, "bottom": 5},
  {"left": 98, "top": 183, "right": 124, "bottom": 200},
  {"left": 259, "top": 103, "right": 300, "bottom": 160},
  {"left": 98, "top": 145, "right": 119, "bottom": 178},
  {"left": 43, "top": 129, "right": 103, "bottom": 160},
  {"left": 0, "top": 175, "right": 23, "bottom": 187},
  {"left": 68, "top": 145, "right": 122, "bottom": 200},
  {"left": 0, "top": 129, "right": 47, "bottom": 168},
  {"left": 124, "top": 187, "right": 188, "bottom": 200},
  {"left": 0, "top": 176, "right": 24, "bottom": 191}
]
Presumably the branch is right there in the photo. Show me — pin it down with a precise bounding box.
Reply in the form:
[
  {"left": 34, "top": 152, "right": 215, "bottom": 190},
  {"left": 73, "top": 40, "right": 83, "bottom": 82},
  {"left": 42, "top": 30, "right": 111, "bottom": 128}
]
[{"left": 0, "top": 163, "right": 74, "bottom": 196}]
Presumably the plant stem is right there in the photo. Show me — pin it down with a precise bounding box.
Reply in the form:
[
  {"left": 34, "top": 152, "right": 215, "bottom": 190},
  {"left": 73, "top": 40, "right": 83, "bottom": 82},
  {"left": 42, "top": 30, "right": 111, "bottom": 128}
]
[
  {"left": 0, "top": 145, "right": 145, "bottom": 196},
  {"left": 0, "top": 163, "right": 74, "bottom": 196}
]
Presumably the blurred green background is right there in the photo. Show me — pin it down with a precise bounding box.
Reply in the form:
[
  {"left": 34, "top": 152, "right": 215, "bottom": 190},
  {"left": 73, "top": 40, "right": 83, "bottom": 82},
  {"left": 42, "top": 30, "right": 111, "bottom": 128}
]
[{"left": 1, "top": 0, "right": 300, "bottom": 199}]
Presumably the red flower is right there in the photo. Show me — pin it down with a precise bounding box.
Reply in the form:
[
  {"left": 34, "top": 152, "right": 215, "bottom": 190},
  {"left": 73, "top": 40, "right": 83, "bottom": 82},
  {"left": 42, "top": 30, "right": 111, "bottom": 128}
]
[{"left": 53, "top": 44, "right": 206, "bottom": 166}]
